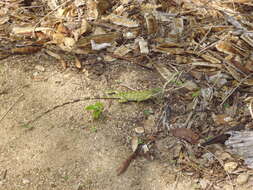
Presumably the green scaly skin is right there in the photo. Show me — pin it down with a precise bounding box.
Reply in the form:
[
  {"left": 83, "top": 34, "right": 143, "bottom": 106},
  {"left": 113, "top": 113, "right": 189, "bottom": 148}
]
[{"left": 105, "top": 88, "right": 163, "bottom": 103}]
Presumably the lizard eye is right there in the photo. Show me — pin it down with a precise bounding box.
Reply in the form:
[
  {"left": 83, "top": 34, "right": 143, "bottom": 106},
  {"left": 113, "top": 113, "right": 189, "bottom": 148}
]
[{"left": 106, "top": 91, "right": 117, "bottom": 95}]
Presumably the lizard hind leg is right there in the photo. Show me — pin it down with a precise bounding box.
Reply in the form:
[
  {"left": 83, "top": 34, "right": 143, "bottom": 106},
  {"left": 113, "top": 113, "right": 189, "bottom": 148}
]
[{"left": 118, "top": 97, "right": 129, "bottom": 103}]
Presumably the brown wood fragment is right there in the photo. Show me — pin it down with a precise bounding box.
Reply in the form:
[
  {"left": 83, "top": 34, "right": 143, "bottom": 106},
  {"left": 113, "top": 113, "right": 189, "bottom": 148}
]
[
  {"left": 116, "top": 146, "right": 141, "bottom": 176},
  {"left": 201, "top": 125, "right": 245, "bottom": 146},
  {"left": 171, "top": 128, "right": 199, "bottom": 144},
  {"left": 10, "top": 46, "right": 42, "bottom": 54}
]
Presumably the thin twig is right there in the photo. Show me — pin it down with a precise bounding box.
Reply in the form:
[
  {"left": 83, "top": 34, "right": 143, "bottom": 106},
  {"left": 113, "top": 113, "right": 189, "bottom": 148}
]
[
  {"left": 220, "top": 74, "right": 252, "bottom": 106},
  {"left": 2, "top": 169, "right": 7, "bottom": 180},
  {"left": 91, "top": 21, "right": 118, "bottom": 31},
  {"left": 162, "top": 71, "right": 182, "bottom": 91},
  {"left": 156, "top": 102, "right": 172, "bottom": 131},
  {"left": 173, "top": 173, "right": 180, "bottom": 190},
  {"left": 194, "top": 26, "right": 213, "bottom": 52},
  {"left": 184, "top": 97, "right": 198, "bottom": 129},
  {"left": 0, "top": 94, "right": 24, "bottom": 123},
  {"left": 120, "top": 84, "right": 136, "bottom": 91},
  {"left": 198, "top": 34, "right": 228, "bottom": 54},
  {"left": 199, "top": 145, "right": 234, "bottom": 190},
  {"left": 206, "top": 182, "right": 214, "bottom": 190}
]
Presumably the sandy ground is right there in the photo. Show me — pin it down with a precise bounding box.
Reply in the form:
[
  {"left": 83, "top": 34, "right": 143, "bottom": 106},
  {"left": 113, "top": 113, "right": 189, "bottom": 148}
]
[{"left": 0, "top": 53, "right": 251, "bottom": 190}]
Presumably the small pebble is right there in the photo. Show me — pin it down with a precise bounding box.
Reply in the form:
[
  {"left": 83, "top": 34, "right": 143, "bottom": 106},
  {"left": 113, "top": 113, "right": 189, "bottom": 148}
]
[
  {"left": 224, "top": 162, "right": 238, "bottom": 173},
  {"left": 134, "top": 127, "right": 144, "bottom": 134},
  {"left": 33, "top": 72, "right": 39, "bottom": 77},
  {"left": 50, "top": 183, "right": 57, "bottom": 188},
  {"left": 131, "top": 136, "right": 138, "bottom": 152},
  {"left": 199, "top": 179, "right": 209, "bottom": 189},
  {"left": 142, "top": 144, "right": 149, "bottom": 153},
  {"left": 22, "top": 178, "right": 30, "bottom": 184},
  {"left": 220, "top": 152, "right": 233, "bottom": 161},
  {"left": 35, "top": 65, "right": 45, "bottom": 72},
  {"left": 223, "top": 184, "right": 233, "bottom": 190},
  {"left": 183, "top": 80, "right": 198, "bottom": 90},
  {"left": 236, "top": 173, "right": 249, "bottom": 185}
]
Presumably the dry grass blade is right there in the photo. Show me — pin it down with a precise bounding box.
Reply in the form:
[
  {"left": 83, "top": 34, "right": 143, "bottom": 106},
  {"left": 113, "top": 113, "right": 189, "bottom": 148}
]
[{"left": 220, "top": 74, "right": 253, "bottom": 106}]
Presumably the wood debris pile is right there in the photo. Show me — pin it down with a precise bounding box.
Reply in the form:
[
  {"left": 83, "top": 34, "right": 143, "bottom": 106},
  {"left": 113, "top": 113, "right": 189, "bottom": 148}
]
[
  {"left": 0, "top": 0, "right": 252, "bottom": 80},
  {"left": 1, "top": 0, "right": 253, "bottom": 184}
]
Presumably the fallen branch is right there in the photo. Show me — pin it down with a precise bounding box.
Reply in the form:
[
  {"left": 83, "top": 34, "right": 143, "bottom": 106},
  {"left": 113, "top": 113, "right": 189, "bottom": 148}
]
[{"left": 116, "top": 145, "right": 141, "bottom": 176}]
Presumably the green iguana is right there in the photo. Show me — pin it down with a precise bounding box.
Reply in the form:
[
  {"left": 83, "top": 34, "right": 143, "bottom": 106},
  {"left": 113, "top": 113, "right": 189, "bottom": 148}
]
[
  {"left": 104, "top": 88, "right": 162, "bottom": 102},
  {"left": 24, "top": 88, "right": 163, "bottom": 126}
]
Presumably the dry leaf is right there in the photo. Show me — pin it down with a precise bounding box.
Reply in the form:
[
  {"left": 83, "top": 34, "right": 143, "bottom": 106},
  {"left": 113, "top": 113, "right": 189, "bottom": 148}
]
[
  {"left": 200, "top": 52, "right": 221, "bottom": 64},
  {"left": 72, "top": 19, "right": 91, "bottom": 41},
  {"left": 191, "top": 61, "right": 222, "bottom": 69},
  {"left": 183, "top": 81, "right": 199, "bottom": 91},
  {"left": 153, "top": 63, "right": 174, "bottom": 81},
  {"left": 86, "top": 0, "right": 111, "bottom": 20},
  {"left": 104, "top": 14, "right": 139, "bottom": 28},
  {"left": 212, "top": 113, "right": 233, "bottom": 125},
  {"left": 224, "top": 162, "right": 238, "bottom": 173},
  {"left": 62, "top": 37, "right": 76, "bottom": 50},
  {"left": 12, "top": 26, "right": 52, "bottom": 38},
  {"left": 216, "top": 40, "right": 247, "bottom": 56},
  {"left": 60, "top": 59, "right": 67, "bottom": 70},
  {"left": 114, "top": 45, "right": 132, "bottom": 56},
  {"left": 144, "top": 13, "right": 158, "bottom": 35},
  {"left": 223, "top": 62, "right": 242, "bottom": 81},
  {"left": 56, "top": 23, "right": 70, "bottom": 35},
  {"left": 75, "top": 56, "right": 82, "bottom": 69},
  {"left": 52, "top": 32, "right": 66, "bottom": 44},
  {"left": 171, "top": 128, "right": 199, "bottom": 144},
  {"left": 0, "top": 16, "right": 9, "bottom": 25},
  {"left": 241, "top": 33, "right": 253, "bottom": 48},
  {"left": 76, "top": 32, "right": 121, "bottom": 48},
  {"left": 86, "top": 0, "right": 100, "bottom": 20}
]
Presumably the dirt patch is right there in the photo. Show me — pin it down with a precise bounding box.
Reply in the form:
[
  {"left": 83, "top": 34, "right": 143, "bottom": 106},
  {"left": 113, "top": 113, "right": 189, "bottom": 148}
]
[
  {"left": 1, "top": 54, "right": 252, "bottom": 190},
  {"left": 0, "top": 54, "right": 184, "bottom": 190}
]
